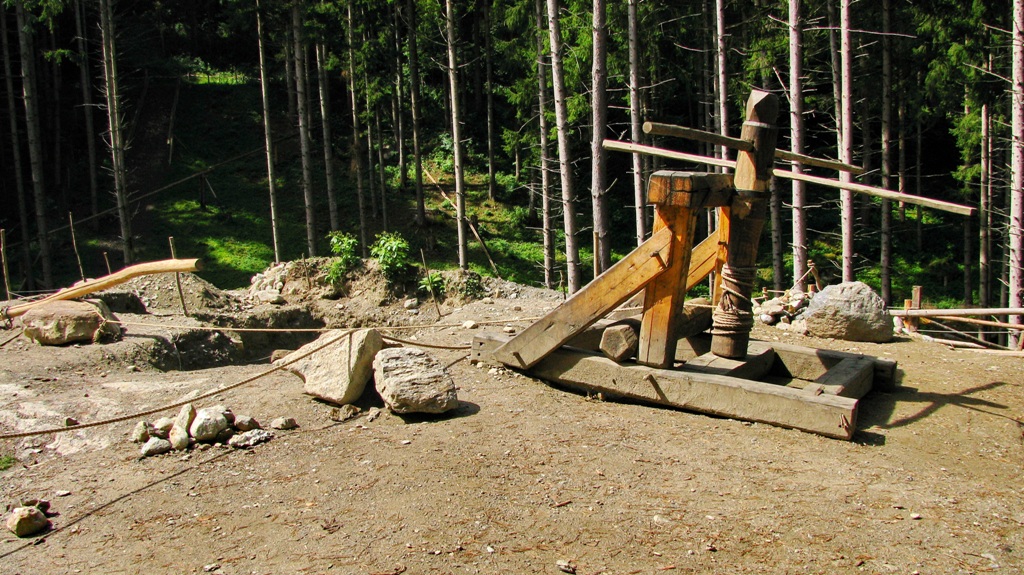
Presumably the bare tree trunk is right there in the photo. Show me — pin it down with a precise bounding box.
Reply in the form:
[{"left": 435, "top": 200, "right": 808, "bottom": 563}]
[
  {"left": 292, "top": 2, "right": 316, "bottom": 256},
  {"left": 898, "top": 93, "right": 907, "bottom": 222},
  {"left": 374, "top": 104, "right": 388, "bottom": 231},
  {"left": 880, "top": 0, "right": 893, "bottom": 304},
  {"left": 256, "top": 0, "right": 281, "bottom": 263},
  {"left": 546, "top": 0, "right": 581, "bottom": 293},
  {"left": 980, "top": 102, "right": 991, "bottom": 306},
  {"left": 839, "top": 0, "right": 855, "bottom": 281},
  {"left": 590, "top": 0, "right": 610, "bottom": 274},
  {"left": 73, "top": 0, "right": 99, "bottom": 222},
  {"left": 1010, "top": 0, "right": 1024, "bottom": 346},
  {"left": 915, "top": 109, "right": 923, "bottom": 251},
  {"left": 789, "top": 0, "right": 807, "bottom": 292},
  {"left": 1, "top": 8, "right": 34, "bottom": 288},
  {"left": 364, "top": 76, "right": 377, "bottom": 219},
  {"left": 484, "top": 0, "right": 497, "bottom": 202},
  {"left": 97, "top": 0, "right": 130, "bottom": 269},
  {"left": 627, "top": 0, "right": 646, "bottom": 247},
  {"left": 315, "top": 43, "right": 339, "bottom": 232},
  {"left": 445, "top": 0, "right": 469, "bottom": 269},
  {"left": 714, "top": 0, "right": 729, "bottom": 165},
  {"left": 347, "top": 2, "right": 368, "bottom": 256},
  {"left": 392, "top": 2, "right": 407, "bottom": 193},
  {"left": 536, "top": 0, "right": 554, "bottom": 289},
  {"left": 406, "top": 0, "right": 425, "bottom": 226},
  {"left": 770, "top": 176, "right": 784, "bottom": 292}
]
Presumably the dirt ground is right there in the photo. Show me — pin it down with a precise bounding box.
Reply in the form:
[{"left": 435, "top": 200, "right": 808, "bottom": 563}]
[{"left": 1, "top": 270, "right": 1023, "bottom": 575}]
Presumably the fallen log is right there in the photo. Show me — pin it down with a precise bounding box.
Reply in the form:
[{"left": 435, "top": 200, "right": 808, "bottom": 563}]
[{"left": 3, "top": 258, "right": 202, "bottom": 320}]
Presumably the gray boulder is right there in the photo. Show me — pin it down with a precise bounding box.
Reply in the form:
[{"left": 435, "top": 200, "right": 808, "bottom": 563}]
[
  {"left": 140, "top": 437, "right": 172, "bottom": 457},
  {"left": 276, "top": 329, "right": 383, "bottom": 405},
  {"left": 373, "top": 347, "right": 459, "bottom": 414},
  {"left": 801, "top": 281, "right": 893, "bottom": 342},
  {"left": 21, "top": 300, "right": 121, "bottom": 345},
  {"left": 233, "top": 415, "right": 260, "bottom": 432},
  {"left": 190, "top": 407, "right": 230, "bottom": 442}
]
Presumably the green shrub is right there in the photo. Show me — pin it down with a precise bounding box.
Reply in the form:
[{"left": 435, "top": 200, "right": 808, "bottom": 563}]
[
  {"left": 418, "top": 271, "right": 445, "bottom": 298},
  {"left": 370, "top": 232, "right": 412, "bottom": 283},
  {"left": 459, "top": 271, "right": 486, "bottom": 299},
  {"left": 326, "top": 232, "right": 360, "bottom": 285},
  {"left": 0, "top": 454, "right": 14, "bottom": 471}
]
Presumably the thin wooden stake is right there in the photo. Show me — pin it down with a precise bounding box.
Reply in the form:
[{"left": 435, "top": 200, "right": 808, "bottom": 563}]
[
  {"left": 69, "top": 212, "right": 86, "bottom": 282},
  {"left": 1, "top": 229, "right": 11, "bottom": 301},
  {"left": 301, "top": 253, "right": 312, "bottom": 291},
  {"left": 169, "top": 237, "right": 189, "bottom": 317},
  {"left": 103, "top": 252, "right": 112, "bottom": 275},
  {"left": 420, "top": 248, "right": 443, "bottom": 320}
]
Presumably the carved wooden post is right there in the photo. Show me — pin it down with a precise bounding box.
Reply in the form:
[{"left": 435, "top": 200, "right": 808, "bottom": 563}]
[{"left": 710, "top": 91, "right": 779, "bottom": 359}]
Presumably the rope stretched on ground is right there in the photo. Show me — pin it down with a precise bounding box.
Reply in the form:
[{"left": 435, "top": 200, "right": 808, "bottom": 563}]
[{"left": 0, "top": 328, "right": 359, "bottom": 441}]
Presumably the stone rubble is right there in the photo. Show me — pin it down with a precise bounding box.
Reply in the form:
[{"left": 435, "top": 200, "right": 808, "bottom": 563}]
[{"left": 135, "top": 405, "right": 274, "bottom": 457}]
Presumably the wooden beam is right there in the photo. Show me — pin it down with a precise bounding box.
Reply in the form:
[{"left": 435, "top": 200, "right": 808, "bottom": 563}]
[
  {"left": 646, "top": 170, "right": 735, "bottom": 207},
  {"left": 603, "top": 140, "right": 976, "bottom": 217},
  {"left": 687, "top": 228, "right": 721, "bottom": 291},
  {"left": 4, "top": 258, "right": 202, "bottom": 319},
  {"left": 492, "top": 226, "right": 674, "bottom": 369},
  {"left": 768, "top": 340, "right": 898, "bottom": 391},
  {"left": 804, "top": 357, "right": 874, "bottom": 399},
  {"left": 643, "top": 121, "right": 865, "bottom": 174},
  {"left": 683, "top": 340, "right": 775, "bottom": 380},
  {"left": 889, "top": 307, "right": 1024, "bottom": 318}
]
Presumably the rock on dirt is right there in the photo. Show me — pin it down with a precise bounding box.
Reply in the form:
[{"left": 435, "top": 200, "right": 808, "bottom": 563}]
[
  {"left": 269, "top": 417, "right": 298, "bottom": 430},
  {"left": 373, "top": 347, "right": 459, "bottom": 414},
  {"left": 140, "top": 438, "right": 172, "bottom": 457},
  {"left": 277, "top": 329, "right": 383, "bottom": 406},
  {"left": 232, "top": 415, "right": 261, "bottom": 431},
  {"left": 190, "top": 407, "right": 230, "bottom": 442},
  {"left": 800, "top": 281, "right": 893, "bottom": 342},
  {"left": 20, "top": 300, "right": 121, "bottom": 345},
  {"left": 6, "top": 506, "right": 49, "bottom": 537},
  {"left": 228, "top": 429, "right": 274, "bottom": 449}
]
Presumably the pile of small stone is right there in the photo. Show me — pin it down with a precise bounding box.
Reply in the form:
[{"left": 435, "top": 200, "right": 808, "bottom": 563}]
[
  {"left": 133, "top": 403, "right": 290, "bottom": 457},
  {"left": 753, "top": 290, "right": 811, "bottom": 327},
  {"left": 248, "top": 262, "right": 290, "bottom": 305}
]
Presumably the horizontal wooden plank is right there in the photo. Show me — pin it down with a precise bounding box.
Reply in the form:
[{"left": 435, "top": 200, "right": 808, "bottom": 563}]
[{"left": 647, "top": 170, "right": 735, "bottom": 208}]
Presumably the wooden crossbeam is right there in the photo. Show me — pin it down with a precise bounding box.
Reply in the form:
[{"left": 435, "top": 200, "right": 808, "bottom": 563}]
[
  {"left": 492, "top": 226, "right": 674, "bottom": 370},
  {"left": 644, "top": 121, "right": 865, "bottom": 175},
  {"left": 603, "top": 140, "right": 977, "bottom": 217}
]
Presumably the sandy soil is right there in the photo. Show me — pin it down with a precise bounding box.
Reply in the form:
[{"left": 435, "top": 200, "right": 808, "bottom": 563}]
[{"left": 1, "top": 275, "right": 1023, "bottom": 575}]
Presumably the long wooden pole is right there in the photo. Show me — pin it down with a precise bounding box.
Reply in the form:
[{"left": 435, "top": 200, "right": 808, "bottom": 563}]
[
  {"left": 0, "top": 229, "right": 10, "bottom": 300},
  {"left": 602, "top": 140, "right": 976, "bottom": 217},
  {"left": 4, "top": 258, "right": 201, "bottom": 319},
  {"left": 890, "top": 307, "right": 1024, "bottom": 318}
]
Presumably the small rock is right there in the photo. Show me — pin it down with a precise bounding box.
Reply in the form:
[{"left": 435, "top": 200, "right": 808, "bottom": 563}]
[
  {"left": 330, "top": 405, "right": 361, "bottom": 422},
  {"left": 910, "top": 513, "right": 922, "bottom": 520},
  {"left": 6, "top": 507, "right": 49, "bottom": 537},
  {"left": 173, "top": 403, "right": 196, "bottom": 435},
  {"left": 556, "top": 559, "right": 576, "bottom": 574},
  {"left": 481, "top": 297, "right": 495, "bottom": 304},
  {"left": 21, "top": 499, "right": 49, "bottom": 514},
  {"left": 190, "top": 407, "right": 230, "bottom": 442},
  {"left": 215, "top": 427, "right": 235, "bottom": 443},
  {"left": 140, "top": 438, "right": 172, "bottom": 457},
  {"left": 228, "top": 429, "right": 274, "bottom": 449},
  {"left": 232, "top": 415, "right": 261, "bottom": 432},
  {"left": 404, "top": 298, "right": 419, "bottom": 309},
  {"left": 365, "top": 407, "right": 382, "bottom": 422},
  {"left": 64, "top": 417, "right": 79, "bottom": 427},
  {"left": 502, "top": 326, "right": 516, "bottom": 334},
  {"left": 168, "top": 423, "right": 190, "bottom": 451},
  {"left": 270, "top": 417, "right": 298, "bottom": 430},
  {"left": 202, "top": 563, "right": 221, "bottom": 573},
  {"left": 54, "top": 490, "right": 71, "bottom": 497},
  {"left": 127, "top": 365, "right": 139, "bottom": 372},
  {"left": 152, "top": 418, "right": 174, "bottom": 439},
  {"left": 131, "top": 421, "right": 154, "bottom": 443}
]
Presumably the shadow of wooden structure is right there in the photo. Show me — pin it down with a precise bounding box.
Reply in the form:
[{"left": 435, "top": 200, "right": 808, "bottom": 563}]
[{"left": 473, "top": 90, "right": 970, "bottom": 440}]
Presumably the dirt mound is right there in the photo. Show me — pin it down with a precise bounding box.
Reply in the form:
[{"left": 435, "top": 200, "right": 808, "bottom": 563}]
[{"left": 108, "top": 272, "right": 241, "bottom": 313}]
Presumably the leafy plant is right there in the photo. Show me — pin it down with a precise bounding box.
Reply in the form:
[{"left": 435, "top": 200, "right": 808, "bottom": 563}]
[
  {"left": 418, "top": 271, "right": 445, "bottom": 298},
  {"left": 326, "top": 232, "right": 361, "bottom": 286},
  {"left": 0, "top": 454, "right": 14, "bottom": 471},
  {"left": 370, "top": 232, "right": 412, "bottom": 283},
  {"left": 459, "top": 271, "right": 486, "bottom": 299}
]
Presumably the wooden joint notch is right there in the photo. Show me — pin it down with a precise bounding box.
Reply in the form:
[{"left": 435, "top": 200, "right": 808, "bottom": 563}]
[{"left": 646, "top": 170, "right": 734, "bottom": 208}]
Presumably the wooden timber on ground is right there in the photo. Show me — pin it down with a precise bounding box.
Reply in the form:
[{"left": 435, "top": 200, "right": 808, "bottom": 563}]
[
  {"left": 3, "top": 258, "right": 202, "bottom": 320},
  {"left": 475, "top": 332, "right": 866, "bottom": 441}
]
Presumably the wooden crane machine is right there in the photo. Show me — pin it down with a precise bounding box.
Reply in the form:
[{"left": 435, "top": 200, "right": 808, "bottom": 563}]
[{"left": 473, "top": 90, "right": 974, "bottom": 440}]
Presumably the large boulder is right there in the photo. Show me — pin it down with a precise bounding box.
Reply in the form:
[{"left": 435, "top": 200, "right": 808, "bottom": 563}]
[
  {"left": 276, "top": 329, "right": 383, "bottom": 405},
  {"left": 373, "top": 347, "right": 459, "bottom": 414},
  {"left": 801, "top": 281, "right": 893, "bottom": 342},
  {"left": 21, "top": 299, "right": 121, "bottom": 345}
]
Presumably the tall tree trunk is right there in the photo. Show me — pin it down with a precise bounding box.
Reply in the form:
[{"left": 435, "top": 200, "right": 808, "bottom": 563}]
[
  {"left": 256, "top": 0, "right": 281, "bottom": 263},
  {"left": 374, "top": 104, "right": 388, "bottom": 231},
  {"left": 714, "top": 0, "right": 728, "bottom": 164},
  {"left": 1, "top": 8, "right": 34, "bottom": 288},
  {"left": 789, "top": 0, "right": 807, "bottom": 291},
  {"left": 627, "top": 0, "right": 646, "bottom": 247},
  {"left": 484, "top": 0, "right": 497, "bottom": 202},
  {"left": 406, "top": 0, "right": 425, "bottom": 226},
  {"left": 283, "top": 34, "right": 296, "bottom": 120},
  {"left": 73, "top": 0, "right": 99, "bottom": 223},
  {"left": 770, "top": 175, "right": 784, "bottom": 292},
  {"left": 980, "top": 102, "right": 991, "bottom": 306},
  {"left": 15, "top": 0, "right": 53, "bottom": 286},
  {"left": 879, "top": 0, "right": 893, "bottom": 304},
  {"left": 292, "top": 2, "right": 316, "bottom": 256},
  {"left": 315, "top": 43, "right": 339, "bottom": 232},
  {"left": 915, "top": 109, "right": 923, "bottom": 251},
  {"left": 536, "top": 0, "right": 555, "bottom": 289},
  {"left": 97, "top": 0, "right": 130, "bottom": 269},
  {"left": 347, "top": 2, "right": 368, "bottom": 257},
  {"left": 590, "top": 0, "right": 610, "bottom": 274},
  {"left": 444, "top": 0, "right": 469, "bottom": 269},
  {"left": 392, "top": 2, "right": 407, "bottom": 193},
  {"left": 1010, "top": 0, "right": 1024, "bottom": 346},
  {"left": 546, "top": 0, "right": 581, "bottom": 293},
  {"left": 839, "top": 0, "right": 855, "bottom": 281}
]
